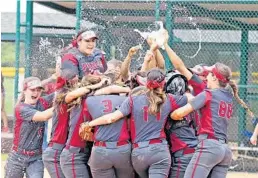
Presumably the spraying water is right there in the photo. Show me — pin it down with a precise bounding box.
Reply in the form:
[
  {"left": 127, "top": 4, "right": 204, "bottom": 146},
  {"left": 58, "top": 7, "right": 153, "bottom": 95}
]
[
  {"left": 181, "top": 17, "right": 202, "bottom": 59},
  {"left": 134, "top": 21, "right": 166, "bottom": 50}
]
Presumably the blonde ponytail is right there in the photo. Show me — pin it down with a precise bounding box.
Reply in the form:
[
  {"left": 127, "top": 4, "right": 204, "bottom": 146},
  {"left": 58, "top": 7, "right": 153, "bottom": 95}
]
[
  {"left": 228, "top": 80, "right": 254, "bottom": 118},
  {"left": 147, "top": 88, "right": 166, "bottom": 115}
]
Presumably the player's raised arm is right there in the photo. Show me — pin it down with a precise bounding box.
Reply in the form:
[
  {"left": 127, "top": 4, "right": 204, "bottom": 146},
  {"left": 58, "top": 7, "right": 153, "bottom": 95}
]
[
  {"left": 250, "top": 122, "right": 258, "bottom": 145},
  {"left": 163, "top": 30, "right": 193, "bottom": 81},
  {"left": 120, "top": 45, "right": 140, "bottom": 81},
  {"left": 147, "top": 37, "right": 165, "bottom": 71},
  {"left": 88, "top": 110, "right": 124, "bottom": 127}
]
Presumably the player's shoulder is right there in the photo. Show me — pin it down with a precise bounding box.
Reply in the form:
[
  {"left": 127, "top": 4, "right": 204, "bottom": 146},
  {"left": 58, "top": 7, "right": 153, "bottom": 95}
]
[
  {"left": 110, "top": 94, "right": 127, "bottom": 100},
  {"left": 15, "top": 103, "right": 24, "bottom": 110},
  {"left": 61, "top": 50, "right": 78, "bottom": 59},
  {"left": 93, "top": 48, "right": 106, "bottom": 55},
  {"left": 15, "top": 102, "right": 33, "bottom": 113}
]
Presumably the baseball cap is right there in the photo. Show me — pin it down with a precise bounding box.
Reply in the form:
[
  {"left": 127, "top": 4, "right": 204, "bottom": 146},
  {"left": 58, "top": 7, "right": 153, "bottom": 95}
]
[
  {"left": 23, "top": 77, "right": 44, "bottom": 91},
  {"left": 80, "top": 30, "right": 98, "bottom": 40},
  {"left": 189, "top": 64, "right": 210, "bottom": 77}
]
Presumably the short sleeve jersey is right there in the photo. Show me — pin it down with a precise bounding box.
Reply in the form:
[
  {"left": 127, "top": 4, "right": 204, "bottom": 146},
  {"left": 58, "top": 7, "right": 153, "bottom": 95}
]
[
  {"left": 49, "top": 103, "right": 69, "bottom": 145},
  {"left": 13, "top": 94, "right": 54, "bottom": 151},
  {"left": 61, "top": 47, "right": 107, "bottom": 79},
  {"left": 65, "top": 98, "right": 91, "bottom": 148},
  {"left": 86, "top": 95, "right": 129, "bottom": 142},
  {"left": 165, "top": 119, "right": 198, "bottom": 153},
  {"left": 188, "top": 74, "right": 206, "bottom": 96},
  {"left": 190, "top": 88, "right": 233, "bottom": 141},
  {"left": 119, "top": 94, "right": 187, "bottom": 143}
]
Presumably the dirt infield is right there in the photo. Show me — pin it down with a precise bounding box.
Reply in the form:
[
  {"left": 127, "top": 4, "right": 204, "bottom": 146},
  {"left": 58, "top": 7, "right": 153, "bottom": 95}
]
[
  {"left": 1, "top": 160, "right": 257, "bottom": 178},
  {"left": 226, "top": 172, "right": 258, "bottom": 178}
]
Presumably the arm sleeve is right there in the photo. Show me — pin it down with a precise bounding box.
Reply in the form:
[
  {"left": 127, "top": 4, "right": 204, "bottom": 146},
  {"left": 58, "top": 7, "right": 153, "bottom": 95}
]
[
  {"left": 188, "top": 74, "right": 206, "bottom": 95},
  {"left": 190, "top": 90, "right": 212, "bottom": 110},
  {"left": 45, "top": 83, "right": 56, "bottom": 94},
  {"left": 83, "top": 99, "right": 93, "bottom": 122},
  {"left": 118, "top": 97, "right": 131, "bottom": 116},
  {"left": 16, "top": 105, "right": 37, "bottom": 121},
  {"left": 168, "top": 94, "right": 188, "bottom": 111},
  {"left": 41, "top": 93, "right": 55, "bottom": 108},
  {"left": 61, "top": 53, "right": 79, "bottom": 75}
]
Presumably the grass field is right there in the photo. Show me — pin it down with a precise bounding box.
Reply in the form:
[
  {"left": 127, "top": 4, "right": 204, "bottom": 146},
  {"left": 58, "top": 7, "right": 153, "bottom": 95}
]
[
  {"left": 1, "top": 154, "right": 8, "bottom": 161},
  {"left": 3, "top": 77, "right": 15, "bottom": 115}
]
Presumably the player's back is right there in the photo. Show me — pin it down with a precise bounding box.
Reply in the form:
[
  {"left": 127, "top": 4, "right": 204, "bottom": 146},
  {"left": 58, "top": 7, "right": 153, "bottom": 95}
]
[
  {"left": 130, "top": 94, "right": 175, "bottom": 143},
  {"left": 86, "top": 95, "right": 129, "bottom": 142},
  {"left": 199, "top": 88, "right": 233, "bottom": 141}
]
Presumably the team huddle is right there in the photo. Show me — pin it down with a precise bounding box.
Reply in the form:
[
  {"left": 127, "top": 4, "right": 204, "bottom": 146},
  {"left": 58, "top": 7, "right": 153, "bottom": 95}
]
[{"left": 4, "top": 29, "right": 256, "bottom": 178}]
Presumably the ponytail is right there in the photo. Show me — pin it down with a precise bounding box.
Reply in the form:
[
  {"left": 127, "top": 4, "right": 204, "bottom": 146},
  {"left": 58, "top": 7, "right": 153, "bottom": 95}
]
[
  {"left": 147, "top": 87, "right": 166, "bottom": 115},
  {"left": 228, "top": 80, "right": 254, "bottom": 118},
  {"left": 15, "top": 92, "right": 25, "bottom": 107}
]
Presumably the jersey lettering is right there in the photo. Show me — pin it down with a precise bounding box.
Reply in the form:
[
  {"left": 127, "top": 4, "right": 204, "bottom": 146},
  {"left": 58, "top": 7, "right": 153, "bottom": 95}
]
[
  {"left": 102, "top": 100, "right": 112, "bottom": 113},
  {"left": 227, "top": 103, "right": 233, "bottom": 119},
  {"left": 143, "top": 106, "right": 148, "bottom": 122},
  {"left": 218, "top": 101, "right": 233, "bottom": 119},
  {"left": 143, "top": 106, "right": 161, "bottom": 122}
]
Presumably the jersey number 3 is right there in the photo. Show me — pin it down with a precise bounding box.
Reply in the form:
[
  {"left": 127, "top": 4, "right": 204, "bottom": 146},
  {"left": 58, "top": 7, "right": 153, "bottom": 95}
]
[
  {"left": 102, "top": 100, "right": 112, "bottom": 113},
  {"left": 218, "top": 101, "right": 233, "bottom": 119}
]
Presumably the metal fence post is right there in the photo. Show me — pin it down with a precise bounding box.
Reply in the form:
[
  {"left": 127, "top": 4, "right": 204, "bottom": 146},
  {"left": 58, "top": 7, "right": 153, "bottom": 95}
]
[
  {"left": 14, "top": 0, "right": 21, "bottom": 101},
  {"left": 76, "top": 0, "right": 82, "bottom": 33},
  {"left": 238, "top": 29, "right": 249, "bottom": 144},
  {"left": 24, "top": 1, "right": 33, "bottom": 77},
  {"left": 155, "top": 0, "right": 160, "bottom": 21},
  {"left": 165, "top": 1, "right": 173, "bottom": 70}
]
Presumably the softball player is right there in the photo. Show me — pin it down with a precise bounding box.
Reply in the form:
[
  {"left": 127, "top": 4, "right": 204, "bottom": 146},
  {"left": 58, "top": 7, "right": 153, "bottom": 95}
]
[
  {"left": 43, "top": 69, "right": 88, "bottom": 178},
  {"left": 61, "top": 30, "right": 107, "bottom": 79},
  {"left": 165, "top": 71, "right": 198, "bottom": 178},
  {"left": 162, "top": 29, "right": 206, "bottom": 96},
  {"left": 171, "top": 63, "right": 254, "bottom": 178},
  {"left": 60, "top": 97, "right": 91, "bottom": 178},
  {"left": 86, "top": 95, "right": 134, "bottom": 178},
  {"left": 59, "top": 73, "right": 109, "bottom": 178},
  {"left": 86, "top": 68, "right": 189, "bottom": 178},
  {"left": 5, "top": 77, "right": 54, "bottom": 178}
]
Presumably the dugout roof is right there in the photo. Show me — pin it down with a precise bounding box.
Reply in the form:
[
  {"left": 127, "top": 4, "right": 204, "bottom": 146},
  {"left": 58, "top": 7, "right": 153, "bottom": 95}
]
[{"left": 36, "top": 0, "right": 258, "bottom": 30}]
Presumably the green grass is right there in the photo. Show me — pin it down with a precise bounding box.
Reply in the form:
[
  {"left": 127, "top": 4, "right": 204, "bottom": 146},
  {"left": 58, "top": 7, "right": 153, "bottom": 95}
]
[
  {"left": 3, "top": 77, "right": 15, "bottom": 115},
  {"left": 1, "top": 154, "right": 8, "bottom": 161}
]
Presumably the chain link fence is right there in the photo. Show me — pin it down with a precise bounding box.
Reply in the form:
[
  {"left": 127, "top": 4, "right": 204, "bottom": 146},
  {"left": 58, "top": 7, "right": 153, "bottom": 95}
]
[{"left": 81, "top": 3, "right": 258, "bottom": 169}]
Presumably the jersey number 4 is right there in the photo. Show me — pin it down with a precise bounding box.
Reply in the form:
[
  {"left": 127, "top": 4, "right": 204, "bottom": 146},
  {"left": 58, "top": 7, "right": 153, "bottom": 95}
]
[
  {"left": 218, "top": 101, "right": 233, "bottom": 119},
  {"left": 102, "top": 100, "right": 112, "bottom": 113}
]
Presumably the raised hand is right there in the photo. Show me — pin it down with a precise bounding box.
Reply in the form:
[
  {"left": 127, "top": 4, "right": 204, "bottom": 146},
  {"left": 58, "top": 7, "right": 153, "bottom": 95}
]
[
  {"left": 250, "top": 135, "right": 257, "bottom": 145},
  {"left": 128, "top": 45, "right": 141, "bottom": 57},
  {"left": 162, "top": 29, "right": 169, "bottom": 45}
]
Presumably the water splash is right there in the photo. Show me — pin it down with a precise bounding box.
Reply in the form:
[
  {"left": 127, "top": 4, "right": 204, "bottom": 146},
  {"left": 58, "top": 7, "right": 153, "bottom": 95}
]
[
  {"left": 38, "top": 37, "right": 63, "bottom": 57},
  {"left": 134, "top": 21, "right": 166, "bottom": 49},
  {"left": 39, "top": 37, "right": 51, "bottom": 52},
  {"left": 182, "top": 17, "right": 202, "bottom": 59},
  {"left": 134, "top": 29, "right": 149, "bottom": 40}
]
